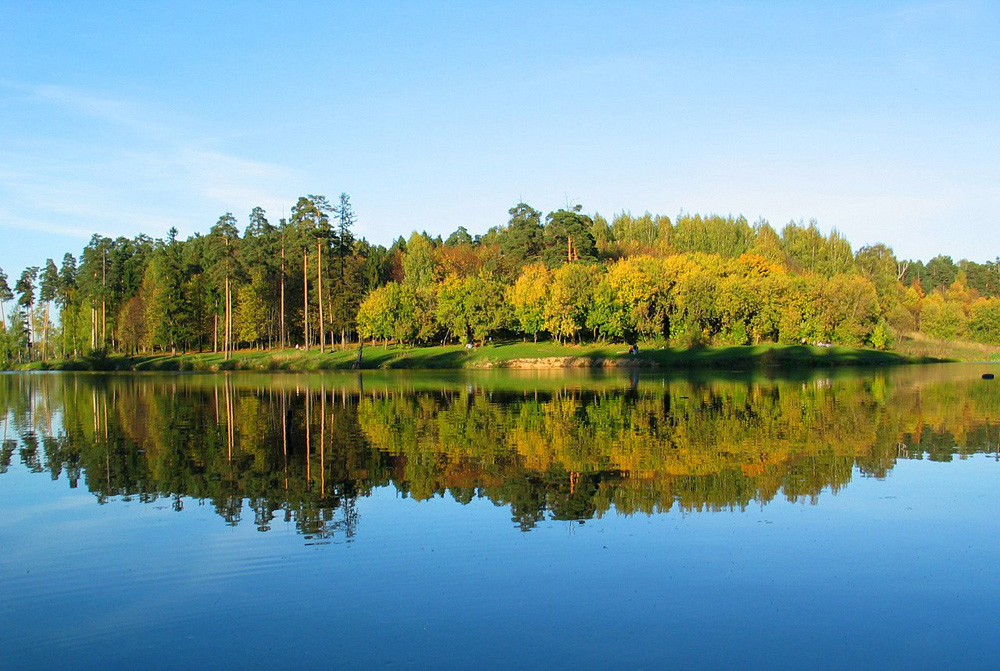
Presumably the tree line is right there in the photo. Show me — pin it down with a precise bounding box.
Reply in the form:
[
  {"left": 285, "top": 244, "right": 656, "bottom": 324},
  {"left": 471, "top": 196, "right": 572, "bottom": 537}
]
[{"left": 2, "top": 198, "right": 999, "bottom": 366}]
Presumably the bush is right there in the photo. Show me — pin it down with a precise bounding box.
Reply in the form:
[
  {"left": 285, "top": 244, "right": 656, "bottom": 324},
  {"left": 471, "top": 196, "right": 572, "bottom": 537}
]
[
  {"left": 868, "top": 320, "right": 894, "bottom": 351},
  {"left": 670, "top": 321, "right": 705, "bottom": 349}
]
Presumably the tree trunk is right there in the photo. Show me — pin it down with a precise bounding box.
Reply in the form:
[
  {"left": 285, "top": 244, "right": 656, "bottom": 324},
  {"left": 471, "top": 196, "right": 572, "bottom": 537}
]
[
  {"left": 26, "top": 306, "right": 34, "bottom": 359},
  {"left": 317, "top": 241, "right": 324, "bottom": 353},
  {"left": 101, "top": 248, "right": 107, "bottom": 348},
  {"left": 224, "top": 275, "right": 230, "bottom": 360},
  {"left": 42, "top": 302, "right": 49, "bottom": 361},
  {"left": 280, "top": 245, "right": 286, "bottom": 349},
  {"left": 303, "top": 251, "right": 309, "bottom": 350},
  {"left": 227, "top": 275, "right": 233, "bottom": 358}
]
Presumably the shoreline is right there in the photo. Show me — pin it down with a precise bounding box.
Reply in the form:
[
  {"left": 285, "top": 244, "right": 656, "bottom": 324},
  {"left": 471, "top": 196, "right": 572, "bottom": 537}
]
[{"left": 12, "top": 342, "right": 950, "bottom": 372}]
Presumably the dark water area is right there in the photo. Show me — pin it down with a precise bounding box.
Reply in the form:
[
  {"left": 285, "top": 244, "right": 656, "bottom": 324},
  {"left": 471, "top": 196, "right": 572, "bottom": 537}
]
[{"left": 1, "top": 366, "right": 998, "bottom": 669}]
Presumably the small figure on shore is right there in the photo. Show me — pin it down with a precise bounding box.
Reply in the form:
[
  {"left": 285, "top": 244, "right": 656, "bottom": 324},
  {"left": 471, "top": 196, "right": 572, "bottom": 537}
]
[{"left": 352, "top": 343, "right": 364, "bottom": 369}]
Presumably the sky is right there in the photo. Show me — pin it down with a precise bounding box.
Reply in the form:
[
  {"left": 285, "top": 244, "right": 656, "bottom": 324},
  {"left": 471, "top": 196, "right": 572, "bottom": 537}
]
[{"left": 1, "top": 1, "right": 998, "bottom": 280}]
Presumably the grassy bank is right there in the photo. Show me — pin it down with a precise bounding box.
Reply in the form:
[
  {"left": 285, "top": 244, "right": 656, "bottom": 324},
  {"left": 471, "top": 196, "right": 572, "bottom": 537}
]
[
  {"left": 15, "top": 340, "right": 946, "bottom": 372},
  {"left": 892, "top": 332, "right": 1000, "bottom": 362}
]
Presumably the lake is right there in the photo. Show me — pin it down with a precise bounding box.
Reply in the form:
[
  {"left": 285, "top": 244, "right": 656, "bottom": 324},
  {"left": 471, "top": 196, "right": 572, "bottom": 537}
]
[{"left": 1, "top": 365, "right": 998, "bottom": 670}]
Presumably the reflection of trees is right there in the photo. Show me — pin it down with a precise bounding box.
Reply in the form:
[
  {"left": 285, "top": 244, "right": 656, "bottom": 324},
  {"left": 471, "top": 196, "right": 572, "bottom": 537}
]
[{"left": 0, "top": 369, "right": 997, "bottom": 534}]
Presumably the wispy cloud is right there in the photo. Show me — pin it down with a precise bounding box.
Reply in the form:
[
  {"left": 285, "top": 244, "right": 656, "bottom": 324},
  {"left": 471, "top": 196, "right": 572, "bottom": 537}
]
[
  {"left": 0, "top": 81, "right": 302, "bottom": 251},
  {"left": 27, "top": 83, "right": 171, "bottom": 138},
  {"left": 0, "top": 211, "right": 104, "bottom": 239}
]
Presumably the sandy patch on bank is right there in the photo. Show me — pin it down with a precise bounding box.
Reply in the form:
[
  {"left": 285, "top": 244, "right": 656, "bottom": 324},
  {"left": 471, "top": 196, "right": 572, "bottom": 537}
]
[{"left": 475, "top": 356, "right": 654, "bottom": 369}]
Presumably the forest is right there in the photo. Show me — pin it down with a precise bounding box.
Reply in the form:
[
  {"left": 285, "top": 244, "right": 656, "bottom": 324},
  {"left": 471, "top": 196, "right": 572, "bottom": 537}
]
[{"left": 2, "top": 195, "right": 999, "bottom": 367}]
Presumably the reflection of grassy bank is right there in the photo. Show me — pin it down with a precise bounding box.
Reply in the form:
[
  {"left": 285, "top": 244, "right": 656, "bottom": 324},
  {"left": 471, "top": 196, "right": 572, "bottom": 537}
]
[{"left": 19, "top": 340, "right": 944, "bottom": 372}]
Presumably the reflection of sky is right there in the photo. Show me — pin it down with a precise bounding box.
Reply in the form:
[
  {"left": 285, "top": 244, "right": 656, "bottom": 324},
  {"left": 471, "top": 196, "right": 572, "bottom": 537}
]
[{"left": 1, "top": 452, "right": 998, "bottom": 669}]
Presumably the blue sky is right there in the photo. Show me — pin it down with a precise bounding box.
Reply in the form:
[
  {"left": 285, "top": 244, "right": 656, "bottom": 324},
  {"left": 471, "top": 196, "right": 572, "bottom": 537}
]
[{"left": 1, "top": 1, "right": 998, "bottom": 280}]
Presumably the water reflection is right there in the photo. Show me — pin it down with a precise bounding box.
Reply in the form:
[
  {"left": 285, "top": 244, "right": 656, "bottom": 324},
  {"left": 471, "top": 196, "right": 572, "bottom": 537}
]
[{"left": 1, "top": 368, "right": 997, "bottom": 534}]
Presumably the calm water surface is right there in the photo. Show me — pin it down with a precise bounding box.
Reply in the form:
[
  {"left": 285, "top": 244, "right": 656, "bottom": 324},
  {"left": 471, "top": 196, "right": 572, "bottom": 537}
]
[{"left": 1, "top": 366, "right": 998, "bottom": 669}]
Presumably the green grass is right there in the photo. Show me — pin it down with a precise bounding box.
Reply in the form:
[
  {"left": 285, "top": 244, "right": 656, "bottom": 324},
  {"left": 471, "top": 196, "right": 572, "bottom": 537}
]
[
  {"left": 892, "top": 332, "right": 1000, "bottom": 362},
  {"left": 17, "top": 339, "right": 944, "bottom": 372}
]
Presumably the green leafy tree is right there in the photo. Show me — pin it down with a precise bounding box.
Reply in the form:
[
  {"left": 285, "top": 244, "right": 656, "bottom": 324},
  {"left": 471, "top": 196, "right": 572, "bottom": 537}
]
[
  {"left": 814, "top": 274, "right": 880, "bottom": 346},
  {"left": 545, "top": 263, "right": 600, "bottom": 342},
  {"left": 208, "top": 213, "right": 241, "bottom": 358},
  {"left": 959, "top": 259, "right": 1000, "bottom": 298},
  {"left": 920, "top": 291, "right": 966, "bottom": 340},
  {"left": 357, "top": 283, "right": 399, "bottom": 347},
  {"left": 672, "top": 213, "right": 753, "bottom": 258},
  {"left": 587, "top": 277, "right": 629, "bottom": 342},
  {"left": 507, "top": 263, "right": 551, "bottom": 341},
  {"left": 599, "top": 256, "right": 676, "bottom": 341},
  {"left": 116, "top": 295, "right": 147, "bottom": 354},
  {"left": 290, "top": 195, "right": 333, "bottom": 349},
  {"left": 967, "top": 298, "right": 1000, "bottom": 345},
  {"left": 39, "top": 259, "right": 59, "bottom": 359},
  {"left": 14, "top": 267, "right": 38, "bottom": 357},
  {"left": 749, "top": 220, "right": 785, "bottom": 264},
  {"left": 234, "top": 277, "right": 268, "bottom": 346},
  {"left": 780, "top": 220, "right": 852, "bottom": 277},
  {"left": 445, "top": 226, "right": 473, "bottom": 247},
  {"left": 56, "top": 254, "right": 79, "bottom": 355},
  {"left": 333, "top": 193, "right": 356, "bottom": 270},
  {"left": 671, "top": 263, "right": 721, "bottom": 347},
  {"left": 357, "top": 239, "right": 391, "bottom": 290},
  {"left": 330, "top": 194, "right": 360, "bottom": 345},
  {"left": 241, "top": 206, "right": 279, "bottom": 346},
  {"left": 501, "top": 202, "right": 544, "bottom": 265},
  {"left": 402, "top": 232, "right": 437, "bottom": 288},
  {"left": 612, "top": 211, "right": 673, "bottom": 254},
  {"left": 143, "top": 228, "right": 189, "bottom": 355},
  {"left": 78, "top": 234, "right": 112, "bottom": 350},
  {"left": 464, "top": 275, "right": 508, "bottom": 344},
  {"left": 855, "top": 243, "right": 904, "bottom": 317},
  {"left": 589, "top": 213, "right": 613, "bottom": 255},
  {"left": 435, "top": 276, "right": 470, "bottom": 344},
  {"left": 410, "top": 285, "right": 440, "bottom": 343},
  {"left": 0, "top": 267, "right": 12, "bottom": 334},
  {"left": 543, "top": 207, "right": 597, "bottom": 268},
  {"left": 246, "top": 206, "right": 272, "bottom": 239},
  {"left": 4, "top": 310, "right": 28, "bottom": 363},
  {"left": 434, "top": 274, "right": 505, "bottom": 345},
  {"left": 924, "top": 255, "right": 958, "bottom": 292}
]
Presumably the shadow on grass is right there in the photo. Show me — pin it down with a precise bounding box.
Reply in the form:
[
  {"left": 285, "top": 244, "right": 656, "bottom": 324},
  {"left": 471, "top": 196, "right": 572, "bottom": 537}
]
[
  {"left": 373, "top": 350, "right": 473, "bottom": 369},
  {"left": 19, "top": 341, "right": 946, "bottom": 373},
  {"left": 637, "top": 344, "right": 941, "bottom": 368}
]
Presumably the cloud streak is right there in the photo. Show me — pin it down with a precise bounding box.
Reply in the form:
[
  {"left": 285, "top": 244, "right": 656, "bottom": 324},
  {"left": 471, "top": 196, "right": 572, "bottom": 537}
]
[{"left": 0, "top": 82, "right": 302, "bottom": 262}]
